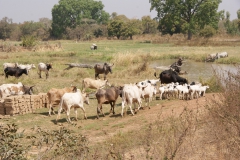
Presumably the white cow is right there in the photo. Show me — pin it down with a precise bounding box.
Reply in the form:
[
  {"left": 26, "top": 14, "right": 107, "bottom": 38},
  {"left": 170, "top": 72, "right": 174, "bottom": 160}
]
[
  {"left": 38, "top": 62, "right": 52, "bottom": 79},
  {"left": 216, "top": 52, "right": 228, "bottom": 59},
  {"left": 121, "top": 83, "right": 145, "bottom": 117},
  {"left": 56, "top": 89, "right": 89, "bottom": 123},
  {"left": 18, "top": 64, "right": 36, "bottom": 73},
  {"left": 0, "top": 82, "right": 34, "bottom": 99},
  {"left": 82, "top": 78, "right": 111, "bottom": 92},
  {"left": 3, "top": 62, "right": 18, "bottom": 70}
]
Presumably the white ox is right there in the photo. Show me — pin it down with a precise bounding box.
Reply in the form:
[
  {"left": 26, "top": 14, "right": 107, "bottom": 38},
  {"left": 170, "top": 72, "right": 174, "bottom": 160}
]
[
  {"left": 47, "top": 86, "right": 77, "bottom": 116},
  {"left": 3, "top": 62, "right": 18, "bottom": 70},
  {"left": 82, "top": 78, "right": 111, "bottom": 92},
  {"left": 38, "top": 62, "right": 52, "bottom": 79},
  {"left": 121, "top": 83, "right": 146, "bottom": 117},
  {"left": 56, "top": 89, "right": 89, "bottom": 123},
  {"left": 0, "top": 82, "right": 34, "bottom": 99},
  {"left": 18, "top": 64, "right": 36, "bottom": 73},
  {"left": 216, "top": 52, "right": 228, "bottom": 59}
]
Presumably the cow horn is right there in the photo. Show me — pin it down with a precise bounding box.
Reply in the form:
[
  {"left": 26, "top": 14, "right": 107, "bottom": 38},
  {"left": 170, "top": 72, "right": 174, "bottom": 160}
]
[{"left": 111, "top": 63, "right": 114, "bottom": 66}]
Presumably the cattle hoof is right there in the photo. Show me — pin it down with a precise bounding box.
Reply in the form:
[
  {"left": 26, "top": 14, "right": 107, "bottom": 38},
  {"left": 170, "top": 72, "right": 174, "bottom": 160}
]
[{"left": 113, "top": 112, "right": 115, "bottom": 114}]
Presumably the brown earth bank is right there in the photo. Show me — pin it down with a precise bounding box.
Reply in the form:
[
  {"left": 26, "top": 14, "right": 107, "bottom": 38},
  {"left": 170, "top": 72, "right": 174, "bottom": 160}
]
[
  {"left": 79, "top": 93, "right": 220, "bottom": 144},
  {"left": 1, "top": 93, "right": 223, "bottom": 159}
]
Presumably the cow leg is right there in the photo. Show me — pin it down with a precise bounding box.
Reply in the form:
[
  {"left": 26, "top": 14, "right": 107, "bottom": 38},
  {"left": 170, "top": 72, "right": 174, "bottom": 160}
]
[
  {"left": 66, "top": 107, "right": 72, "bottom": 123},
  {"left": 101, "top": 105, "right": 105, "bottom": 117},
  {"left": 95, "top": 73, "right": 99, "bottom": 80},
  {"left": 104, "top": 74, "right": 106, "bottom": 80},
  {"left": 46, "top": 71, "right": 49, "bottom": 79},
  {"left": 74, "top": 108, "right": 78, "bottom": 121},
  {"left": 56, "top": 107, "right": 62, "bottom": 123},
  {"left": 121, "top": 101, "right": 125, "bottom": 117},
  {"left": 79, "top": 106, "right": 87, "bottom": 119},
  {"left": 48, "top": 104, "right": 53, "bottom": 116},
  {"left": 97, "top": 104, "right": 103, "bottom": 119},
  {"left": 38, "top": 70, "right": 42, "bottom": 78}
]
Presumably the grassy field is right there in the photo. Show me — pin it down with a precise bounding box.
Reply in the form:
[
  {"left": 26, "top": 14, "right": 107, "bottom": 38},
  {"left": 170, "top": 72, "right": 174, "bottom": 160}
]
[{"left": 0, "top": 37, "right": 240, "bottom": 159}]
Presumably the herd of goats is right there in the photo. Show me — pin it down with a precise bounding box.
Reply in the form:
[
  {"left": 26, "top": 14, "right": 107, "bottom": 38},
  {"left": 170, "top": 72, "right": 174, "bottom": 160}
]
[{"left": 1, "top": 56, "right": 212, "bottom": 123}]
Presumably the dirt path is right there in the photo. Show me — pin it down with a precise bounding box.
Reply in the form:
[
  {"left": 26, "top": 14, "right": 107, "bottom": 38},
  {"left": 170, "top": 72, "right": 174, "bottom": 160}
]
[{"left": 81, "top": 93, "right": 220, "bottom": 144}]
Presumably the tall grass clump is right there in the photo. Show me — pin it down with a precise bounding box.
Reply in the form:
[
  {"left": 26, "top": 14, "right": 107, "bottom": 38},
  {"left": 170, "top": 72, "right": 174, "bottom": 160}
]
[{"left": 203, "top": 65, "right": 240, "bottom": 159}]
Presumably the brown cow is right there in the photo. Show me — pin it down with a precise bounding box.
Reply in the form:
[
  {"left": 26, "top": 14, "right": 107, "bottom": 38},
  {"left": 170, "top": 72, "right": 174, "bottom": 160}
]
[
  {"left": 47, "top": 86, "right": 77, "bottom": 116},
  {"left": 95, "top": 86, "right": 122, "bottom": 119},
  {"left": 94, "top": 63, "right": 114, "bottom": 80}
]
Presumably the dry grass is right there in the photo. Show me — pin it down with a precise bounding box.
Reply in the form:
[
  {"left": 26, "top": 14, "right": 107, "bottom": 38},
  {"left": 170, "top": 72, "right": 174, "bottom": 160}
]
[{"left": 0, "top": 37, "right": 240, "bottom": 159}]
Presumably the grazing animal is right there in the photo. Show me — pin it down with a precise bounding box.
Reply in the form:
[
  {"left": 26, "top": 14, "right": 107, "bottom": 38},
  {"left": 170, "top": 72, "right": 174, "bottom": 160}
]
[
  {"left": 18, "top": 64, "right": 36, "bottom": 73},
  {"left": 3, "top": 63, "right": 19, "bottom": 73},
  {"left": 82, "top": 78, "right": 111, "bottom": 92},
  {"left": 95, "top": 86, "right": 122, "bottom": 119},
  {"left": 90, "top": 43, "right": 97, "bottom": 50},
  {"left": 206, "top": 53, "right": 218, "bottom": 62},
  {"left": 136, "top": 81, "right": 157, "bottom": 109},
  {"left": 121, "top": 84, "right": 146, "bottom": 117},
  {"left": 216, "top": 52, "right": 228, "bottom": 59},
  {"left": 199, "top": 85, "right": 209, "bottom": 97},
  {"left": 56, "top": 89, "right": 89, "bottom": 123},
  {"left": 154, "top": 69, "right": 188, "bottom": 85},
  {"left": 0, "top": 82, "right": 34, "bottom": 99},
  {"left": 4, "top": 67, "right": 28, "bottom": 78},
  {"left": 38, "top": 62, "right": 52, "bottom": 79},
  {"left": 94, "top": 63, "right": 114, "bottom": 80},
  {"left": 47, "top": 86, "right": 77, "bottom": 116}
]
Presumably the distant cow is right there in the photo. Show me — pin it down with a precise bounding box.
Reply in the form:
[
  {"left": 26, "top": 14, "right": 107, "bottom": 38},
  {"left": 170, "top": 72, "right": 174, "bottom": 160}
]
[
  {"left": 82, "top": 78, "right": 111, "bottom": 92},
  {"left": 56, "top": 89, "right": 89, "bottom": 123},
  {"left": 3, "top": 62, "right": 18, "bottom": 70},
  {"left": 94, "top": 63, "right": 114, "bottom": 80},
  {"left": 154, "top": 69, "right": 188, "bottom": 85},
  {"left": 4, "top": 67, "right": 28, "bottom": 78},
  {"left": 18, "top": 64, "right": 36, "bottom": 73},
  {"left": 47, "top": 86, "right": 77, "bottom": 116},
  {"left": 95, "top": 86, "right": 123, "bottom": 119},
  {"left": 90, "top": 43, "right": 97, "bottom": 50},
  {"left": 38, "top": 62, "right": 52, "bottom": 79},
  {"left": 0, "top": 82, "right": 34, "bottom": 99},
  {"left": 216, "top": 52, "right": 228, "bottom": 59}
]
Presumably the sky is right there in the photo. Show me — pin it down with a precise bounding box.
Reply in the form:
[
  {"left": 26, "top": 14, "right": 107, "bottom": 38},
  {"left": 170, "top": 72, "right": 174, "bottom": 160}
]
[{"left": 0, "top": 0, "right": 239, "bottom": 23}]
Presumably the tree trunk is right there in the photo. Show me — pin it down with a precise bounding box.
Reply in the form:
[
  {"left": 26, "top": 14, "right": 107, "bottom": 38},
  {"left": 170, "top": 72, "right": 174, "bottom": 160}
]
[{"left": 187, "top": 30, "right": 192, "bottom": 40}]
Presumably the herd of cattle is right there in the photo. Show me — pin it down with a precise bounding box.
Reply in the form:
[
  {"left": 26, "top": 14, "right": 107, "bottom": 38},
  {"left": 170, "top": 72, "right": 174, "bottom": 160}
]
[{"left": 0, "top": 61, "right": 210, "bottom": 123}]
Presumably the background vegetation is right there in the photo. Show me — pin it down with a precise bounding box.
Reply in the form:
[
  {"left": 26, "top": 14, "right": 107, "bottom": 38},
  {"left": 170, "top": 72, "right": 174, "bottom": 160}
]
[{"left": 0, "top": 0, "right": 240, "bottom": 159}]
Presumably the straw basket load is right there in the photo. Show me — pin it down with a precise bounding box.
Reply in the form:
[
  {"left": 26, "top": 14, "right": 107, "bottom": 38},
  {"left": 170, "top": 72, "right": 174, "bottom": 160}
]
[{"left": 0, "top": 93, "right": 48, "bottom": 116}]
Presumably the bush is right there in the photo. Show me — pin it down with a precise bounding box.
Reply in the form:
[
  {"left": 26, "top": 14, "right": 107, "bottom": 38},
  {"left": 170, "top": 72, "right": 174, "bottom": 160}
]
[
  {"left": 20, "top": 35, "right": 37, "bottom": 48},
  {"left": 199, "top": 26, "right": 216, "bottom": 38}
]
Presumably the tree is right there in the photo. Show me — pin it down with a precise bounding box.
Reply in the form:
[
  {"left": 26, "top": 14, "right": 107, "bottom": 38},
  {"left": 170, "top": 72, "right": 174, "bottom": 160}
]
[
  {"left": 51, "top": 0, "right": 110, "bottom": 38},
  {"left": 141, "top": 16, "right": 158, "bottom": 34},
  {"left": 150, "top": 0, "right": 222, "bottom": 40},
  {"left": 0, "top": 17, "right": 14, "bottom": 40},
  {"left": 107, "top": 20, "right": 124, "bottom": 39},
  {"left": 224, "top": 11, "right": 240, "bottom": 35},
  {"left": 121, "top": 19, "right": 142, "bottom": 39}
]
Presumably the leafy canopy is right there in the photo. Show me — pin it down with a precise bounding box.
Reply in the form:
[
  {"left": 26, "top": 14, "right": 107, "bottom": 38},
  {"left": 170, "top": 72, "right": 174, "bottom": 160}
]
[
  {"left": 150, "top": 0, "right": 222, "bottom": 39},
  {"left": 51, "top": 0, "right": 110, "bottom": 38}
]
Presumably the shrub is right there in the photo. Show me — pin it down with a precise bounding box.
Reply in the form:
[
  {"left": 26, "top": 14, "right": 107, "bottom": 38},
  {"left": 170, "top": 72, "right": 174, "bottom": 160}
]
[
  {"left": 199, "top": 26, "right": 216, "bottom": 38},
  {"left": 20, "top": 35, "right": 37, "bottom": 48}
]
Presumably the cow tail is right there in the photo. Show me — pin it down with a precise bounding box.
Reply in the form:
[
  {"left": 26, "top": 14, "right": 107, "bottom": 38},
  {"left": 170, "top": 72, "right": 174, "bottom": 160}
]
[{"left": 154, "top": 72, "right": 159, "bottom": 79}]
